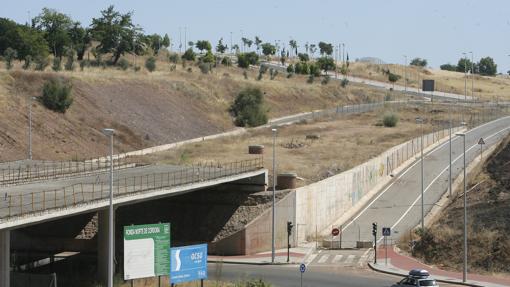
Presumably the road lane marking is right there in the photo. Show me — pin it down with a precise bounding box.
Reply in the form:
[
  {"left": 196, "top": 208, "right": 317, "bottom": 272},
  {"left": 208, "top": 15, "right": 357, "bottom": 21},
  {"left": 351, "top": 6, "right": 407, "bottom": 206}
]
[
  {"left": 345, "top": 255, "right": 355, "bottom": 264},
  {"left": 332, "top": 255, "right": 343, "bottom": 263},
  {"left": 378, "top": 125, "right": 510, "bottom": 243},
  {"left": 342, "top": 116, "right": 510, "bottom": 233},
  {"left": 305, "top": 253, "right": 317, "bottom": 265},
  {"left": 317, "top": 254, "right": 329, "bottom": 264}
]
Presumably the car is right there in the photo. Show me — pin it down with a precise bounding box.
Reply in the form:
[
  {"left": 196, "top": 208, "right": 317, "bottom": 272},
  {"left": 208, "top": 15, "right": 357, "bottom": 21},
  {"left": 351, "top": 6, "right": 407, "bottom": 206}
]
[{"left": 392, "top": 269, "right": 439, "bottom": 287}]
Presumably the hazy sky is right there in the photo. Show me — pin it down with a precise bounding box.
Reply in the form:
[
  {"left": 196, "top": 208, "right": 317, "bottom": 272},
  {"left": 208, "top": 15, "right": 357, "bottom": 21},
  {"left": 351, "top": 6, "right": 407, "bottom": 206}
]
[{"left": 2, "top": 0, "right": 510, "bottom": 72}]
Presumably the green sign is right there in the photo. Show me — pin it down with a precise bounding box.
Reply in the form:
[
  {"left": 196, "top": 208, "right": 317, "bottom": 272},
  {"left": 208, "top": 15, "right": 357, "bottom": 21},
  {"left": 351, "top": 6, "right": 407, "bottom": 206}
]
[{"left": 124, "top": 223, "right": 170, "bottom": 280}]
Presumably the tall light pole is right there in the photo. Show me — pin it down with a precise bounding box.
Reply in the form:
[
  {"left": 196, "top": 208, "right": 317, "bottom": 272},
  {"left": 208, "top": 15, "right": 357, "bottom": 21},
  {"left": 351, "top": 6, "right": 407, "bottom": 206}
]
[
  {"left": 469, "top": 52, "right": 474, "bottom": 101},
  {"left": 403, "top": 55, "right": 408, "bottom": 96},
  {"left": 342, "top": 43, "right": 345, "bottom": 64},
  {"left": 456, "top": 132, "right": 468, "bottom": 283},
  {"left": 416, "top": 117, "right": 425, "bottom": 230},
  {"left": 271, "top": 128, "right": 277, "bottom": 263},
  {"left": 448, "top": 105, "right": 452, "bottom": 198},
  {"left": 102, "top": 128, "right": 115, "bottom": 287},
  {"left": 462, "top": 52, "right": 468, "bottom": 102},
  {"left": 28, "top": 96, "right": 36, "bottom": 160}
]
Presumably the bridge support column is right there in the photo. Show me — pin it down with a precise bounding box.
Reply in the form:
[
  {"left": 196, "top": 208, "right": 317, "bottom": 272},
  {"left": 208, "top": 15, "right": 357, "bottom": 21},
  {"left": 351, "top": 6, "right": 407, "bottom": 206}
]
[
  {"left": 0, "top": 230, "right": 10, "bottom": 287},
  {"left": 97, "top": 209, "right": 115, "bottom": 286}
]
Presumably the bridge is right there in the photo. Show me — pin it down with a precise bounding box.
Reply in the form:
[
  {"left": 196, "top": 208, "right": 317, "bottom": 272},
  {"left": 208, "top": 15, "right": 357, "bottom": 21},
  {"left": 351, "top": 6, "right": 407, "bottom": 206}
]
[{"left": 0, "top": 157, "right": 266, "bottom": 287}]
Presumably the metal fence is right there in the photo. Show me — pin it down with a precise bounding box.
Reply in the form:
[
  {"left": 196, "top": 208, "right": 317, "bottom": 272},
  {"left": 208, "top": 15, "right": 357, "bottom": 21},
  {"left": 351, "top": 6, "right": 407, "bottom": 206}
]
[
  {"left": 0, "top": 157, "right": 264, "bottom": 220},
  {"left": 0, "top": 157, "right": 134, "bottom": 186}
]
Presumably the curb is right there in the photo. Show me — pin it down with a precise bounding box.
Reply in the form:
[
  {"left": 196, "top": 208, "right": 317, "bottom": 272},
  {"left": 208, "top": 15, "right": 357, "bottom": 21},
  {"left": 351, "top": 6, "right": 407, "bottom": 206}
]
[
  {"left": 368, "top": 262, "right": 485, "bottom": 287},
  {"left": 207, "top": 259, "right": 299, "bottom": 266}
]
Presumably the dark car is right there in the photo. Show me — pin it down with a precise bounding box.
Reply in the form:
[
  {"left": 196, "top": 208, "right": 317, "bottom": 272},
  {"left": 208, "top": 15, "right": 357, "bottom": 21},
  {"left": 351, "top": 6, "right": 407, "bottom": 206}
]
[{"left": 392, "top": 269, "right": 439, "bottom": 287}]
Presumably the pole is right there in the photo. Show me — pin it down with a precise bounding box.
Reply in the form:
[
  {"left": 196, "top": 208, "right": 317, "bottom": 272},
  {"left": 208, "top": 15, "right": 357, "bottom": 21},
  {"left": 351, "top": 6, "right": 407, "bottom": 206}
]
[
  {"left": 470, "top": 52, "right": 474, "bottom": 100},
  {"left": 449, "top": 106, "right": 452, "bottom": 198},
  {"left": 385, "top": 236, "right": 388, "bottom": 266},
  {"left": 271, "top": 128, "right": 277, "bottom": 263},
  {"left": 28, "top": 97, "right": 33, "bottom": 160},
  {"left": 420, "top": 120, "right": 424, "bottom": 230},
  {"left": 300, "top": 272, "right": 303, "bottom": 287},
  {"left": 108, "top": 132, "right": 114, "bottom": 287},
  {"left": 404, "top": 55, "right": 407, "bottom": 96},
  {"left": 462, "top": 135, "right": 467, "bottom": 283}
]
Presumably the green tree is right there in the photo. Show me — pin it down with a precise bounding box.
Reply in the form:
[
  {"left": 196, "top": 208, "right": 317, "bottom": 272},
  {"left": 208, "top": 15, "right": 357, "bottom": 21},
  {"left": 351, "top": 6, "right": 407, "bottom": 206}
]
[
  {"left": 477, "top": 56, "right": 497, "bottom": 76},
  {"left": 22, "top": 55, "right": 32, "bottom": 70},
  {"left": 91, "top": 5, "right": 140, "bottom": 65},
  {"left": 0, "top": 18, "right": 48, "bottom": 60},
  {"left": 64, "top": 48, "right": 75, "bottom": 71},
  {"left": 237, "top": 52, "right": 258, "bottom": 68},
  {"left": 410, "top": 57, "right": 427, "bottom": 67},
  {"left": 229, "top": 87, "right": 268, "bottom": 127},
  {"left": 195, "top": 40, "right": 212, "bottom": 53},
  {"left": 241, "top": 37, "right": 253, "bottom": 51},
  {"left": 162, "top": 34, "right": 170, "bottom": 48},
  {"left": 289, "top": 39, "right": 297, "bottom": 56},
  {"left": 309, "top": 63, "right": 320, "bottom": 77},
  {"left": 309, "top": 44, "right": 317, "bottom": 58},
  {"left": 456, "top": 58, "right": 473, "bottom": 73},
  {"left": 3, "top": 47, "right": 17, "bottom": 69},
  {"left": 52, "top": 57, "right": 62, "bottom": 71},
  {"left": 200, "top": 50, "right": 215, "bottom": 63},
  {"left": 33, "top": 8, "right": 73, "bottom": 58},
  {"left": 254, "top": 36, "right": 262, "bottom": 54},
  {"left": 216, "top": 38, "right": 228, "bottom": 53},
  {"left": 41, "top": 78, "right": 73, "bottom": 113},
  {"left": 317, "top": 56, "right": 335, "bottom": 72},
  {"left": 388, "top": 72, "right": 400, "bottom": 86},
  {"left": 298, "top": 53, "right": 309, "bottom": 62},
  {"left": 145, "top": 56, "right": 156, "bottom": 72},
  {"left": 440, "top": 63, "right": 457, "bottom": 71},
  {"left": 181, "top": 48, "right": 196, "bottom": 61},
  {"left": 261, "top": 43, "right": 276, "bottom": 58},
  {"left": 69, "top": 23, "right": 91, "bottom": 60},
  {"left": 318, "top": 42, "right": 333, "bottom": 56},
  {"left": 146, "top": 34, "right": 168, "bottom": 55}
]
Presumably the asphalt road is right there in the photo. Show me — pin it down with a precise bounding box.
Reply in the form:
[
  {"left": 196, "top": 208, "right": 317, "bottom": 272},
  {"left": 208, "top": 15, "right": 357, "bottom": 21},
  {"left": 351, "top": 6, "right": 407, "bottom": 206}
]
[
  {"left": 210, "top": 263, "right": 458, "bottom": 287},
  {"left": 340, "top": 116, "right": 510, "bottom": 247}
]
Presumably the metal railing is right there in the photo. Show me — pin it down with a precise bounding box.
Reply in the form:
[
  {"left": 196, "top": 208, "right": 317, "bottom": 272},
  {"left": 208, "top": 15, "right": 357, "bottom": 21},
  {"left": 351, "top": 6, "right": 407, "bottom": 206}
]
[
  {"left": 0, "top": 157, "right": 264, "bottom": 220},
  {"left": 0, "top": 157, "right": 134, "bottom": 186}
]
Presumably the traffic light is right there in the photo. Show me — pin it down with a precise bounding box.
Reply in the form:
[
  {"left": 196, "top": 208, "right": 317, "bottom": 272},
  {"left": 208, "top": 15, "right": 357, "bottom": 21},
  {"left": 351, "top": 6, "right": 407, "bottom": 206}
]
[
  {"left": 372, "top": 222, "right": 377, "bottom": 236},
  {"left": 287, "top": 221, "right": 294, "bottom": 235}
]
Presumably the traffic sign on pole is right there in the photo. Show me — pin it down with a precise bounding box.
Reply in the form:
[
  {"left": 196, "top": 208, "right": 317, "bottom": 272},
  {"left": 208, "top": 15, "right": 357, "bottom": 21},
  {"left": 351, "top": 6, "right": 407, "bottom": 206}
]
[
  {"left": 382, "top": 227, "right": 391, "bottom": 236},
  {"left": 331, "top": 228, "right": 340, "bottom": 236},
  {"left": 299, "top": 263, "right": 306, "bottom": 273}
]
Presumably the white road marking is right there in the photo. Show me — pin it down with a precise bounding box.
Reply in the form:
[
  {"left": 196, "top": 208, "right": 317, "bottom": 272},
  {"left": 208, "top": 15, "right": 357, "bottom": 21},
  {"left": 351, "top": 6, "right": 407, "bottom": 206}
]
[
  {"left": 345, "top": 255, "right": 355, "bottom": 264},
  {"left": 377, "top": 125, "right": 510, "bottom": 243},
  {"left": 332, "top": 255, "right": 343, "bottom": 263},
  {"left": 358, "top": 255, "right": 368, "bottom": 265},
  {"left": 317, "top": 254, "right": 329, "bottom": 264},
  {"left": 305, "top": 253, "right": 317, "bottom": 265}
]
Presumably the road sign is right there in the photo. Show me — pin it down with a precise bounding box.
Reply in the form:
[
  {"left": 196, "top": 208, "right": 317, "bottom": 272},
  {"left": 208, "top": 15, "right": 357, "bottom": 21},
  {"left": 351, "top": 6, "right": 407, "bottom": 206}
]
[
  {"left": 170, "top": 244, "right": 208, "bottom": 284},
  {"left": 382, "top": 227, "right": 391, "bottom": 236},
  {"left": 478, "top": 138, "right": 485, "bottom": 145},
  {"left": 331, "top": 228, "right": 340, "bottom": 236},
  {"left": 300, "top": 263, "right": 306, "bottom": 273},
  {"left": 123, "top": 223, "right": 171, "bottom": 280}
]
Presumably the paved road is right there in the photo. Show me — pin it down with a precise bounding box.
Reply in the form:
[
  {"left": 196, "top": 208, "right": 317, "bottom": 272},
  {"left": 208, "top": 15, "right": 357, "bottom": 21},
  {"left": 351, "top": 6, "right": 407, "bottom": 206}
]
[
  {"left": 340, "top": 116, "right": 510, "bottom": 247},
  {"left": 304, "top": 248, "right": 372, "bottom": 268},
  {"left": 210, "top": 263, "right": 458, "bottom": 287}
]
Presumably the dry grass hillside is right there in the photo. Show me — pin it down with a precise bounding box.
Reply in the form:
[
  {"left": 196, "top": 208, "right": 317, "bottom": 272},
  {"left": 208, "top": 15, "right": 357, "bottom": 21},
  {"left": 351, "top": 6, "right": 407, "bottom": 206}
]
[
  {"left": 348, "top": 62, "right": 510, "bottom": 101},
  {"left": 405, "top": 137, "right": 510, "bottom": 274},
  {"left": 0, "top": 59, "right": 392, "bottom": 162}
]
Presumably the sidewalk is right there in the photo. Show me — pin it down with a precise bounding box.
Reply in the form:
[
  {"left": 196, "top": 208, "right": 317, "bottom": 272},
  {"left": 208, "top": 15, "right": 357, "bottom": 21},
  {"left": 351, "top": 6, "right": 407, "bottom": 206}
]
[
  {"left": 208, "top": 244, "right": 314, "bottom": 265},
  {"left": 369, "top": 246, "right": 510, "bottom": 287}
]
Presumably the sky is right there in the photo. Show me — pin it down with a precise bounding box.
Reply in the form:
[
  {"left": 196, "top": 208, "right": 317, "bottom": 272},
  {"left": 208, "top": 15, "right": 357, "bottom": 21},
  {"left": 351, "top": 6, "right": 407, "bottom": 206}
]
[{"left": 2, "top": 0, "right": 510, "bottom": 72}]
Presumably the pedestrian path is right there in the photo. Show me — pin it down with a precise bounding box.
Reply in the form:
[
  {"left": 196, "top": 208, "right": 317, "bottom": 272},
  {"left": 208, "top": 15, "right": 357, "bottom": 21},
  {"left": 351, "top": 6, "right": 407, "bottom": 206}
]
[
  {"left": 370, "top": 246, "right": 510, "bottom": 287},
  {"left": 305, "top": 249, "right": 373, "bottom": 268}
]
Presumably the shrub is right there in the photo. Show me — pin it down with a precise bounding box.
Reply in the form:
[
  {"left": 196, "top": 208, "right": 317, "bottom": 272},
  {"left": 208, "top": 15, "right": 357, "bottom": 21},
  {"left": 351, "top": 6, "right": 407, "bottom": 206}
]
[
  {"left": 440, "top": 64, "right": 457, "bottom": 71},
  {"left": 64, "top": 49, "right": 75, "bottom": 71},
  {"left": 341, "top": 78, "right": 349, "bottom": 87},
  {"left": 307, "top": 75, "right": 314, "bottom": 84},
  {"left": 41, "top": 78, "right": 73, "bottom": 113},
  {"left": 52, "top": 57, "right": 62, "bottom": 72},
  {"left": 286, "top": 64, "right": 294, "bottom": 73},
  {"left": 181, "top": 48, "right": 196, "bottom": 61},
  {"left": 168, "top": 53, "right": 180, "bottom": 64},
  {"left": 198, "top": 62, "right": 211, "bottom": 74},
  {"left": 35, "top": 56, "right": 49, "bottom": 71},
  {"left": 237, "top": 52, "right": 259, "bottom": 68},
  {"left": 243, "top": 70, "right": 248, "bottom": 79},
  {"left": 221, "top": 56, "right": 232, "bottom": 66},
  {"left": 309, "top": 63, "right": 320, "bottom": 77},
  {"left": 382, "top": 113, "right": 399, "bottom": 127},
  {"left": 270, "top": 69, "right": 278, "bottom": 80},
  {"left": 321, "top": 75, "right": 330, "bottom": 85},
  {"left": 169, "top": 64, "right": 176, "bottom": 71},
  {"left": 134, "top": 66, "right": 141, "bottom": 72},
  {"left": 388, "top": 72, "right": 400, "bottom": 83},
  {"left": 145, "top": 56, "right": 156, "bottom": 72},
  {"left": 3, "top": 48, "right": 17, "bottom": 70},
  {"left": 22, "top": 55, "right": 32, "bottom": 70},
  {"left": 118, "top": 58, "right": 130, "bottom": 70},
  {"left": 229, "top": 87, "right": 268, "bottom": 127},
  {"left": 79, "top": 60, "right": 88, "bottom": 71}
]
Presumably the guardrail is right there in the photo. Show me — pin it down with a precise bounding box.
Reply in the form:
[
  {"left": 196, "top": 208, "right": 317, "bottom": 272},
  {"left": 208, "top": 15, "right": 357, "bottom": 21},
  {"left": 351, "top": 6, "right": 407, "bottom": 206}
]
[
  {"left": 0, "top": 157, "right": 134, "bottom": 186},
  {"left": 0, "top": 157, "right": 264, "bottom": 220}
]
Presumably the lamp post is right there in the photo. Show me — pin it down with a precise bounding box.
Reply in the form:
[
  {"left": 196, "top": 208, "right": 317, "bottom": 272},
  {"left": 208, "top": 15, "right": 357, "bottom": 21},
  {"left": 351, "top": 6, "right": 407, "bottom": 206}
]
[
  {"left": 271, "top": 128, "right": 277, "bottom": 263},
  {"left": 102, "top": 128, "right": 115, "bottom": 287},
  {"left": 415, "top": 117, "right": 424, "bottom": 230},
  {"left": 403, "top": 55, "right": 408, "bottom": 96},
  {"left": 28, "top": 96, "right": 36, "bottom": 160},
  {"left": 448, "top": 105, "right": 452, "bottom": 198},
  {"left": 469, "top": 52, "right": 474, "bottom": 101},
  {"left": 455, "top": 132, "right": 468, "bottom": 283}
]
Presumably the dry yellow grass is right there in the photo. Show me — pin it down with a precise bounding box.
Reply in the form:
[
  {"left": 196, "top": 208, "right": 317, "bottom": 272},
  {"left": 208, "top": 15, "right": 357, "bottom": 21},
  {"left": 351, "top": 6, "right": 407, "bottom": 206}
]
[
  {"left": 347, "top": 62, "right": 510, "bottom": 101},
  {"left": 139, "top": 104, "right": 473, "bottom": 186}
]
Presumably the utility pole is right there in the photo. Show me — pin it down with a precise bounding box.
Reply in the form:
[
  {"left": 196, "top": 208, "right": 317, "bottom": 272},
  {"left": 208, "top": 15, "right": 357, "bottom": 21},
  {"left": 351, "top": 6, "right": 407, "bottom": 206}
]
[
  {"left": 403, "top": 55, "right": 408, "bottom": 96},
  {"left": 416, "top": 117, "right": 425, "bottom": 230},
  {"left": 184, "top": 27, "right": 187, "bottom": 51},
  {"left": 102, "top": 128, "right": 115, "bottom": 287},
  {"left": 448, "top": 105, "right": 452, "bottom": 198},
  {"left": 470, "top": 52, "right": 474, "bottom": 100},
  {"left": 271, "top": 128, "right": 277, "bottom": 264},
  {"left": 455, "top": 132, "right": 468, "bottom": 283}
]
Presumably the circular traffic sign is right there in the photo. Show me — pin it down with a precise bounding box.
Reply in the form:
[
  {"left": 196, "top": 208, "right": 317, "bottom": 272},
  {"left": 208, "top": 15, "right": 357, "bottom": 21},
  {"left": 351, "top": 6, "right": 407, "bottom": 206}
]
[
  {"left": 300, "top": 263, "right": 306, "bottom": 273},
  {"left": 332, "top": 228, "right": 340, "bottom": 236}
]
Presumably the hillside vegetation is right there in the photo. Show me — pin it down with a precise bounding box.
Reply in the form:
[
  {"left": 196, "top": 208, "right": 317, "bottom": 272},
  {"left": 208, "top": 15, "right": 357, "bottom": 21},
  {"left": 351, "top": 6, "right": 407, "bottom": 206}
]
[{"left": 0, "top": 63, "right": 390, "bottom": 161}]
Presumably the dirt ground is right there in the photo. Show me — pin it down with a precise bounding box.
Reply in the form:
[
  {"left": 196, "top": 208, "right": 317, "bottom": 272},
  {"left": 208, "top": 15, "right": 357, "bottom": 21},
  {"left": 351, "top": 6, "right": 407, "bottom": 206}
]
[
  {"left": 139, "top": 103, "right": 480, "bottom": 186},
  {"left": 404, "top": 137, "right": 510, "bottom": 274}
]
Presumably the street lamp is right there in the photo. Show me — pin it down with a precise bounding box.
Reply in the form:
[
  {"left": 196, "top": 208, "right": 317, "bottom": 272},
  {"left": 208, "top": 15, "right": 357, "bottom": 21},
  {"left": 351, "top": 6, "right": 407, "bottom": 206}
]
[
  {"left": 102, "top": 128, "right": 115, "bottom": 287},
  {"left": 28, "top": 96, "right": 36, "bottom": 160},
  {"left": 462, "top": 52, "right": 468, "bottom": 102},
  {"left": 455, "top": 132, "right": 468, "bottom": 283},
  {"left": 403, "top": 55, "right": 408, "bottom": 96},
  {"left": 469, "top": 52, "right": 474, "bottom": 101},
  {"left": 271, "top": 128, "right": 277, "bottom": 263},
  {"left": 415, "top": 117, "right": 424, "bottom": 230}
]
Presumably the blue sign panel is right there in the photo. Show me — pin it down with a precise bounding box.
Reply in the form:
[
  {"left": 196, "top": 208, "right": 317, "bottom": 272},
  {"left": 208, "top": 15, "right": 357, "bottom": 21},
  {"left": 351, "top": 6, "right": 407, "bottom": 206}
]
[
  {"left": 300, "top": 263, "right": 306, "bottom": 273},
  {"left": 170, "top": 244, "right": 208, "bottom": 284}
]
